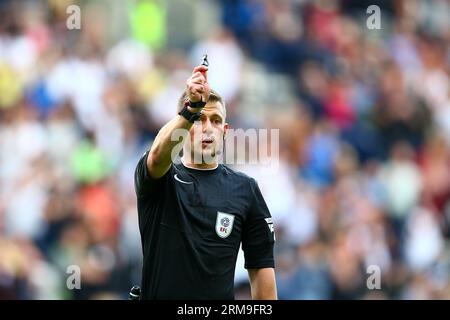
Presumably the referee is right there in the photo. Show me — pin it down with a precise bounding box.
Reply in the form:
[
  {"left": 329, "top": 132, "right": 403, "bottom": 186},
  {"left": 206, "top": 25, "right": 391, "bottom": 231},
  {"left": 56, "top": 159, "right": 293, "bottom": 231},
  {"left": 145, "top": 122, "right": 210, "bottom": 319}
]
[{"left": 134, "top": 63, "right": 277, "bottom": 299}]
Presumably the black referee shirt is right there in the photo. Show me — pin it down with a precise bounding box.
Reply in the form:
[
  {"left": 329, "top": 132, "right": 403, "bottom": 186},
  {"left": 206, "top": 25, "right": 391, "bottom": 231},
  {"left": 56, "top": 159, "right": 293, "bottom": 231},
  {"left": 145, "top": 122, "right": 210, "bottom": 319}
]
[{"left": 134, "top": 151, "right": 275, "bottom": 300}]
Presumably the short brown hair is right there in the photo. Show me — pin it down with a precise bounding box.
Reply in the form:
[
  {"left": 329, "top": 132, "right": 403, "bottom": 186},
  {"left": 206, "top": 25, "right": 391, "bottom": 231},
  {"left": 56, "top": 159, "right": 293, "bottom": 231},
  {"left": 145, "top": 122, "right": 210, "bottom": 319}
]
[{"left": 177, "top": 89, "right": 226, "bottom": 119}]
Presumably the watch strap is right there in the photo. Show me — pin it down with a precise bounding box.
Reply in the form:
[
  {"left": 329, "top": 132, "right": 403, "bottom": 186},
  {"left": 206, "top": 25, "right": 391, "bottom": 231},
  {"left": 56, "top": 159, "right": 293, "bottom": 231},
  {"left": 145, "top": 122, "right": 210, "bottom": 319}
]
[{"left": 178, "top": 104, "right": 201, "bottom": 123}]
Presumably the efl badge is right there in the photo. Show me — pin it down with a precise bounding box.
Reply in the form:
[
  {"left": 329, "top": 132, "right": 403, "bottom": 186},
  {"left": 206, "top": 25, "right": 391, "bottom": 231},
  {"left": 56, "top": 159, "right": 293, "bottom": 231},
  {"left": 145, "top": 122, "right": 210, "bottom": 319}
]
[{"left": 215, "top": 212, "right": 235, "bottom": 239}]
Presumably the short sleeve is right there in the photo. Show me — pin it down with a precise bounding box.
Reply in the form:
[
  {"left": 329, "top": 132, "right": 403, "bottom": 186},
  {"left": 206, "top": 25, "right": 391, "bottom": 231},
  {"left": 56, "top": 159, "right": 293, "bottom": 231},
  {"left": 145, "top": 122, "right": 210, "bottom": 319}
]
[
  {"left": 242, "top": 178, "right": 275, "bottom": 269},
  {"left": 134, "top": 151, "right": 170, "bottom": 198}
]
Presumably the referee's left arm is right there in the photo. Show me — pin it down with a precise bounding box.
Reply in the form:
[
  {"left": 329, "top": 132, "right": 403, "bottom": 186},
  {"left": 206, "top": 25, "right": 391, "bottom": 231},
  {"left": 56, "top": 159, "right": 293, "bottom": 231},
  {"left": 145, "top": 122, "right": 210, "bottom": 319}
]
[
  {"left": 242, "top": 178, "right": 277, "bottom": 300},
  {"left": 248, "top": 268, "right": 277, "bottom": 300}
]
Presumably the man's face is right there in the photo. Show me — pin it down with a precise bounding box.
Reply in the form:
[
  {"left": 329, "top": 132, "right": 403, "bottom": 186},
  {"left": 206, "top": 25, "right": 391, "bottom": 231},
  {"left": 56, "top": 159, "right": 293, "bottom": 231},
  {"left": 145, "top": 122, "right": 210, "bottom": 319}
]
[{"left": 187, "top": 101, "right": 228, "bottom": 164}]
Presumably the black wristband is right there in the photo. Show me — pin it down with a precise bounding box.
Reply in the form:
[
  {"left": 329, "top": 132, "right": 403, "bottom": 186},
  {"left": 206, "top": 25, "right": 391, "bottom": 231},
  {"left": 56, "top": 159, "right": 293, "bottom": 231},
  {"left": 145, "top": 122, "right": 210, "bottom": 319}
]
[
  {"left": 188, "top": 99, "right": 206, "bottom": 109},
  {"left": 178, "top": 104, "right": 201, "bottom": 123}
]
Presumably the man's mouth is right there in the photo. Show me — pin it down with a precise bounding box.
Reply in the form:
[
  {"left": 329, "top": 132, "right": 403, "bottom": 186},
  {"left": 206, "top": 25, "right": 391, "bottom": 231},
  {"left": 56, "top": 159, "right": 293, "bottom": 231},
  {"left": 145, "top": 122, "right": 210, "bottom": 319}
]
[{"left": 201, "top": 138, "right": 214, "bottom": 144}]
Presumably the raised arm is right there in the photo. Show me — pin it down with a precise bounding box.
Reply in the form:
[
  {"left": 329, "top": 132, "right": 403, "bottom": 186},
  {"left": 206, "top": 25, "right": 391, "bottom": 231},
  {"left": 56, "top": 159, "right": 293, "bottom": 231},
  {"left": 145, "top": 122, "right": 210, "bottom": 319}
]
[{"left": 147, "top": 65, "right": 210, "bottom": 178}]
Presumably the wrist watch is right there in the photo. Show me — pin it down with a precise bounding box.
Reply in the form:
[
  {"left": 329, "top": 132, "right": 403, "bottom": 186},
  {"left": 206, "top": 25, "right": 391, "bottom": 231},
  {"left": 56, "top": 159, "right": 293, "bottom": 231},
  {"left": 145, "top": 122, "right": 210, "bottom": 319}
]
[{"left": 178, "top": 103, "right": 202, "bottom": 123}]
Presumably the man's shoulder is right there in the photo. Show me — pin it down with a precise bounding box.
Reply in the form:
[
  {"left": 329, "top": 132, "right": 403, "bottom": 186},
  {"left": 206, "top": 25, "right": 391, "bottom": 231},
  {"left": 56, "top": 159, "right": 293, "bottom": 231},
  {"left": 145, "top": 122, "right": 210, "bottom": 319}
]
[{"left": 221, "top": 164, "right": 257, "bottom": 185}]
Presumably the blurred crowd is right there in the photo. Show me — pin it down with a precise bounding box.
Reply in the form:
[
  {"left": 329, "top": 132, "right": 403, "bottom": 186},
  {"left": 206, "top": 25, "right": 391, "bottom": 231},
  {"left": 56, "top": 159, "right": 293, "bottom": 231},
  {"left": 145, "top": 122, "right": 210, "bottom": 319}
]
[{"left": 0, "top": 0, "right": 449, "bottom": 299}]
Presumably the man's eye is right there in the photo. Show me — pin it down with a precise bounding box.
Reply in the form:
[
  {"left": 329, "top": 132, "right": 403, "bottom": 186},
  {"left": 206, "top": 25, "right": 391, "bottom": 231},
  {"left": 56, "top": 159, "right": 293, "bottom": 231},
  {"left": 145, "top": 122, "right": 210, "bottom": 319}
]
[{"left": 213, "top": 119, "right": 221, "bottom": 124}]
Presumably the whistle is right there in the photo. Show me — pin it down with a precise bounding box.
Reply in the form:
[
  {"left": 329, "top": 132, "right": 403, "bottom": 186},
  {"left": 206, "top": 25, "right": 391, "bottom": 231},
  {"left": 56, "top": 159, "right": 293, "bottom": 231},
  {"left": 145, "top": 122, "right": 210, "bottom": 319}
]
[{"left": 201, "top": 54, "right": 209, "bottom": 67}]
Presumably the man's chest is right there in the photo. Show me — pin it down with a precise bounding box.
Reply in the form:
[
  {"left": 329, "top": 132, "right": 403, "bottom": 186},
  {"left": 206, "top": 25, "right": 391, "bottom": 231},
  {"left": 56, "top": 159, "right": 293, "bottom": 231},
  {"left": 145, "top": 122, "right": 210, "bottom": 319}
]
[{"left": 167, "top": 173, "right": 251, "bottom": 246}]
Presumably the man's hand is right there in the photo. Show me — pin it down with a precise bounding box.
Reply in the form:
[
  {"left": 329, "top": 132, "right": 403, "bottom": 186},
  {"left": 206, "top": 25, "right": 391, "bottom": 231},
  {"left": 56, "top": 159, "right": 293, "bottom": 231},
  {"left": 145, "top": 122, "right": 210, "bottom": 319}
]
[{"left": 186, "top": 65, "right": 210, "bottom": 105}]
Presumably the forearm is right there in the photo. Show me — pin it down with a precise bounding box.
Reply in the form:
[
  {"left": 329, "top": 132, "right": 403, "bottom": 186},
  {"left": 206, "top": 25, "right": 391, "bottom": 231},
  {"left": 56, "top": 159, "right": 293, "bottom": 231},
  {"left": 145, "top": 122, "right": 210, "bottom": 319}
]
[
  {"left": 148, "top": 115, "right": 192, "bottom": 178},
  {"left": 248, "top": 268, "right": 277, "bottom": 300}
]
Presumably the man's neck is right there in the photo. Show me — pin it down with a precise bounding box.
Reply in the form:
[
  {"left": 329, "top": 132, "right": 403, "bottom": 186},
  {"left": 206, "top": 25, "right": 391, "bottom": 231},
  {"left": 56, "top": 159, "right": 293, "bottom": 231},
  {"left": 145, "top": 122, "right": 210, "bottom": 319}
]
[{"left": 181, "top": 157, "right": 219, "bottom": 170}]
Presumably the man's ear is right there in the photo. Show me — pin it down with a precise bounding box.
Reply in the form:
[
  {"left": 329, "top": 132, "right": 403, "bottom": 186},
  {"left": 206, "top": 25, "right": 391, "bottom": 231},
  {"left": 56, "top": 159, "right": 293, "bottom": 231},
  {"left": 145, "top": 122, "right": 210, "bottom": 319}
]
[{"left": 223, "top": 123, "right": 229, "bottom": 140}]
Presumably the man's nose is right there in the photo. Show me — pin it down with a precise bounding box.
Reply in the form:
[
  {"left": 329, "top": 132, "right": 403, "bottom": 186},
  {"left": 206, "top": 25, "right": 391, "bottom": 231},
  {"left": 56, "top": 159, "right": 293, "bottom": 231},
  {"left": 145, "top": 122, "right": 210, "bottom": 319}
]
[{"left": 202, "top": 118, "right": 213, "bottom": 133}]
